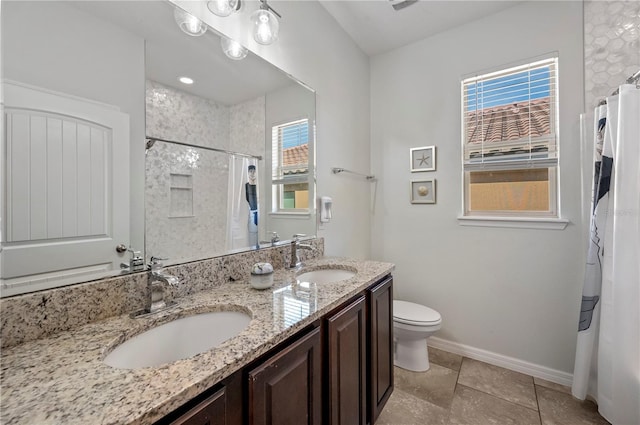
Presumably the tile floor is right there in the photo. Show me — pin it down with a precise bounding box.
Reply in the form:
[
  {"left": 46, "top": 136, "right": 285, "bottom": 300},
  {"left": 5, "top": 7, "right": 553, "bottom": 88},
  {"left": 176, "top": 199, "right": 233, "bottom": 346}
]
[{"left": 376, "top": 347, "right": 610, "bottom": 425}]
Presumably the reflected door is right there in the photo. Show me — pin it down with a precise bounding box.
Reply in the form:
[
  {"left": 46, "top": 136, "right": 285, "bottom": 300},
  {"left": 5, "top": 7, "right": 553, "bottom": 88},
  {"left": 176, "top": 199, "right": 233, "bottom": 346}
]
[{"left": 1, "top": 82, "right": 130, "bottom": 295}]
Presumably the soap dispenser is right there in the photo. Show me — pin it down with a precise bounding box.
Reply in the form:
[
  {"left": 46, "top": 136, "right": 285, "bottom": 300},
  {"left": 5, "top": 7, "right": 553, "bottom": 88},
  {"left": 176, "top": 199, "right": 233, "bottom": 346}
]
[{"left": 320, "top": 196, "right": 333, "bottom": 223}]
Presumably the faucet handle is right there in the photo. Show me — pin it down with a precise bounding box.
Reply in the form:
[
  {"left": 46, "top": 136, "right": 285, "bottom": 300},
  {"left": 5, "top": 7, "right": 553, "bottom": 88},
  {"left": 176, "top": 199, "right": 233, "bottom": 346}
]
[
  {"left": 292, "top": 233, "right": 306, "bottom": 241},
  {"left": 124, "top": 247, "right": 145, "bottom": 271},
  {"left": 149, "top": 256, "right": 168, "bottom": 270}
]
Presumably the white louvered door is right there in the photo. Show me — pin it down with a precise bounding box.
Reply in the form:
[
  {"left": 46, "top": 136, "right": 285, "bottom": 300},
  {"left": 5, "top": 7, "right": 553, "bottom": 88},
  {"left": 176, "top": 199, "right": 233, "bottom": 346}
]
[{"left": 1, "top": 82, "right": 130, "bottom": 295}]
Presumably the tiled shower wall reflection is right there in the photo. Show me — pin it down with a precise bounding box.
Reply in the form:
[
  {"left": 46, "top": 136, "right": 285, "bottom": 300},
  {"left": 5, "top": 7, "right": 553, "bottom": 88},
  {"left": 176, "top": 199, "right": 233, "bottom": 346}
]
[
  {"left": 584, "top": 0, "right": 640, "bottom": 108},
  {"left": 145, "top": 81, "right": 265, "bottom": 264},
  {"left": 146, "top": 142, "right": 228, "bottom": 264}
]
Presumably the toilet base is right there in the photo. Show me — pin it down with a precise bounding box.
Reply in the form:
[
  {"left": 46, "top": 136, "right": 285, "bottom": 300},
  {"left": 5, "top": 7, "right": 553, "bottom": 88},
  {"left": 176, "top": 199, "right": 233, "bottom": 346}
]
[{"left": 394, "top": 338, "right": 430, "bottom": 372}]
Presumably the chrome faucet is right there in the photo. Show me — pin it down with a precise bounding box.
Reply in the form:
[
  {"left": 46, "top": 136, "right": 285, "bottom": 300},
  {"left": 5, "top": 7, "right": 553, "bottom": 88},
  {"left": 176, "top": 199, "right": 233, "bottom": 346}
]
[
  {"left": 147, "top": 256, "right": 180, "bottom": 313},
  {"left": 260, "top": 231, "right": 281, "bottom": 247},
  {"left": 289, "top": 234, "right": 316, "bottom": 269},
  {"left": 120, "top": 247, "right": 145, "bottom": 272}
]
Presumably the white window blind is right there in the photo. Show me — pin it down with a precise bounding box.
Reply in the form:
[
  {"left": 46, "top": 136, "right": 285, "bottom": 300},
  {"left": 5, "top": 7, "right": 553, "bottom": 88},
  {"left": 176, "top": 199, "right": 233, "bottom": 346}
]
[
  {"left": 271, "top": 118, "right": 309, "bottom": 184},
  {"left": 462, "top": 57, "right": 558, "bottom": 171}
]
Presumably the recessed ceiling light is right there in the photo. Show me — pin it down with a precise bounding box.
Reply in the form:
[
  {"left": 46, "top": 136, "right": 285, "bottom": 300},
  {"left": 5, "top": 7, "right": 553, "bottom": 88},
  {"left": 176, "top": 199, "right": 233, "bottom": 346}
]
[{"left": 179, "top": 77, "right": 194, "bottom": 85}]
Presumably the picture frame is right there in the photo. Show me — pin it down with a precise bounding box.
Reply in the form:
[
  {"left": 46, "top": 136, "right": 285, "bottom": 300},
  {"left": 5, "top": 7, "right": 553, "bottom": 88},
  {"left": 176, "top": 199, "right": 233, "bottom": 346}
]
[
  {"left": 410, "top": 179, "right": 436, "bottom": 204},
  {"left": 410, "top": 146, "right": 436, "bottom": 172}
]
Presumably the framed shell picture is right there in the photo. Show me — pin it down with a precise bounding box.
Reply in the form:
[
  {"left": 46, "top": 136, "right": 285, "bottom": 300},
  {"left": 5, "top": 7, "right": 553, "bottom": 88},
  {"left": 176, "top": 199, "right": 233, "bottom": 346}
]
[
  {"left": 410, "top": 146, "right": 436, "bottom": 172},
  {"left": 410, "top": 179, "right": 436, "bottom": 204}
]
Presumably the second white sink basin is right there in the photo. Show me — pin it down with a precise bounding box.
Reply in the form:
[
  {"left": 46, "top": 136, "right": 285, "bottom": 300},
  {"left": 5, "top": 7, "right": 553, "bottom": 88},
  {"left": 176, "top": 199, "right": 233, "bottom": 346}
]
[
  {"left": 296, "top": 268, "right": 356, "bottom": 284},
  {"left": 104, "top": 310, "right": 251, "bottom": 369}
]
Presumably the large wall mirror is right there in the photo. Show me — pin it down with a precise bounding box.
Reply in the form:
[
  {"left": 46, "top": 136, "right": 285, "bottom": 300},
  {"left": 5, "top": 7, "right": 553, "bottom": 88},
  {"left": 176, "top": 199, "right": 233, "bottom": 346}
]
[
  {"left": 141, "top": 2, "right": 317, "bottom": 266},
  {"left": 0, "top": 1, "right": 316, "bottom": 296}
]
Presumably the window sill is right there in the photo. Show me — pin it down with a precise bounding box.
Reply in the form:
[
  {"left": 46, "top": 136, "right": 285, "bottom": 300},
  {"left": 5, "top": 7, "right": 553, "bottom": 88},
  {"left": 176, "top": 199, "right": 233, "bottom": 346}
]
[
  {"left": 268, "top": 211, "right": 311, "bottom": 218},
  {"left": 457, "top": 216, "right": 569, "bottom": 230}
]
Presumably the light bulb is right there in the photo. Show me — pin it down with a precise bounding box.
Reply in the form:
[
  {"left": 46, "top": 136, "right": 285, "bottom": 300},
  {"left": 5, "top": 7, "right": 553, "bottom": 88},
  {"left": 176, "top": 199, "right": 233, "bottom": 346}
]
[
  {"left": 221, "top": 36, "right": 248, "bottom": 60},
  {"left": 207, "top": 0, "right": 239, "bottom": 17},
  {"left": 174, "top": 8, "right": 207, "bottom": 37},
  {"left": 251, "top": 8, "right": 279, "bottom": 45}
]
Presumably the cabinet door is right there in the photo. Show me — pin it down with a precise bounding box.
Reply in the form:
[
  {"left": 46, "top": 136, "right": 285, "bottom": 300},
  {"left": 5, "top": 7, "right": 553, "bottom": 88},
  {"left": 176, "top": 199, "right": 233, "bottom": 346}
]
[
  {"left": 170, "top": 387, "right": 227, "bottom": 425},
  {"left": 248, "top": 327, "right": 322, "bottom": 425},
  {"left": 369, "top": 276, "right": 394, "bottom": 423},
  {"left": 326, "top": 295, "right": 367, "bottom": 425}
]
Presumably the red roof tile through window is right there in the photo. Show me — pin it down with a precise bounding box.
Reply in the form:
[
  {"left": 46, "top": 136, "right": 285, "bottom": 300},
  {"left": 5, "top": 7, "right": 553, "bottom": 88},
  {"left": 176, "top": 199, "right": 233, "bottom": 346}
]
[
  {"left": 282, "top": 144, "right": 308, "bottom": 175},
  {"left": 465, "top": 97, "right": 551, "bottom": 144}
]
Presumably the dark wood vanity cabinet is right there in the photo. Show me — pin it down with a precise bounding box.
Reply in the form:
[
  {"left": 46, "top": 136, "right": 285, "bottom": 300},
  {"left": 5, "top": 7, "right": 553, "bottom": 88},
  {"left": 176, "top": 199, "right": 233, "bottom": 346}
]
[
  {"left": 324, "top": 275, "right": 394, "bottom": 425},
  {"left": 247, "top": 326, "right": 323, "bottom": 425},
  {"left": 367, "top": 276, "right": 394, "bottom": 424},
  {"left": 159, "top": 275, "right": 393, "bottom": 425},
  {"left": 325, "top": 295, "right": 367, "bottom": 425}
]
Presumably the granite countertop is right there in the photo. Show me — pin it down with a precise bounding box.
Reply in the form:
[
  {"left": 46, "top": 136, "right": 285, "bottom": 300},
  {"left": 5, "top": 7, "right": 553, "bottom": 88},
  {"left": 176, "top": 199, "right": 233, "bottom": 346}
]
[{"left": 0, "top": 257, "right": 394, "bottom": 425}]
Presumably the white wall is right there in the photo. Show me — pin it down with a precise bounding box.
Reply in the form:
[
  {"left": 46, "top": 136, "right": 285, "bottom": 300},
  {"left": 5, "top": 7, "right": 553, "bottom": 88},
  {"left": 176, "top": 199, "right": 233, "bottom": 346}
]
[
  {"left": 370, "top": 1, "right": 584, "bottom": 375},
  {"left": 1, "top": 1, "right": 146, "bottom": 257},
  {"left": 174, "top": 0, "right": 371, "bottom": 258}
]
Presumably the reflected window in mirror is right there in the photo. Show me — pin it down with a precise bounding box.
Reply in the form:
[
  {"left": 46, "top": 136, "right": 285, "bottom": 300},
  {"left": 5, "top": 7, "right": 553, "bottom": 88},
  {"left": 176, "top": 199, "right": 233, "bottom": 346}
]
[{"left": 271, "top": 119, "right": 310, "bottom": 212}]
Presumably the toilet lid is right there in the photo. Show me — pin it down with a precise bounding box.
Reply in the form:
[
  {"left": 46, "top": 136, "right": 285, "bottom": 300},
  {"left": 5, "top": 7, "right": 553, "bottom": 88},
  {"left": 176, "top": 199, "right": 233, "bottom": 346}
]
[{"left": 393, "top": 300, "right": 441, "bottom": 325}]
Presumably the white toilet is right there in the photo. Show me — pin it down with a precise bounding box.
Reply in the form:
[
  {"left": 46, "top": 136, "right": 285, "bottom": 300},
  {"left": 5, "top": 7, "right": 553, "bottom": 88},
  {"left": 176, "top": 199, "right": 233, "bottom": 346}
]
[{"left": 393, "top": 300, "right": 442, "bottom": 372}]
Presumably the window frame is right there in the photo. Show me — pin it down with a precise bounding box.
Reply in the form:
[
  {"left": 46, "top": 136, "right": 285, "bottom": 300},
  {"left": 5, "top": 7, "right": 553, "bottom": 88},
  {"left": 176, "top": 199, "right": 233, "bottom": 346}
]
[
  {"left": 458, "top": 55, "right": 568, "bottom": 229},
  {"left": 270, "top": 117, "right": 312, "bottom": 214}
]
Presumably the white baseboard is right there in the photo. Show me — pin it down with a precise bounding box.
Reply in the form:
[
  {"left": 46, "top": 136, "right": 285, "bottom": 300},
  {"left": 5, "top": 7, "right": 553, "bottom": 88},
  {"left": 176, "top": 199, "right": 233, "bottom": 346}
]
[{"left": 428, "top": 336, "right": 573, "bottom": 387}]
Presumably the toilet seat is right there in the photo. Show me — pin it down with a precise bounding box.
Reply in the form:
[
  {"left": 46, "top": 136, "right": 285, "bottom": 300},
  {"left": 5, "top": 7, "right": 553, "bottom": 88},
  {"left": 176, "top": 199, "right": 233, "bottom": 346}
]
[{"left": 393, "top": 300, "right": 441, "bottom": 326}]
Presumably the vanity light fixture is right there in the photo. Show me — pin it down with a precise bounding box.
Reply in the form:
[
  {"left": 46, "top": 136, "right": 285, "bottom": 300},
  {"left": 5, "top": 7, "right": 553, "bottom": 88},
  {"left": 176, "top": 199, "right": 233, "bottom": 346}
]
[
  {"left": 251, "top": 0, "right": 281, "bottom": 45},
  {"left": 221, "top": 36, "right": 249, "bottom": 60},
  {"left": 174, "top": 7, "right": 207, "bottom": 36},
  {"left": 179, "top": 76, "right": 194, "bottom": 85},
  {"left": 207, "top": 0, "right": 241, "bottom": 17}
]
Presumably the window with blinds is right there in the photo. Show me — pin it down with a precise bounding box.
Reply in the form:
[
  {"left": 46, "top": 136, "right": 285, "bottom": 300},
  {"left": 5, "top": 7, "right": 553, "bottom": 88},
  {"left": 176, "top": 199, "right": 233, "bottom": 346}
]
[
  {"left": 461, "top": 57, "right": 559, "bottom": 217},
  {"left": 271, "top": 119, "right": 310, "bottom": 211}
]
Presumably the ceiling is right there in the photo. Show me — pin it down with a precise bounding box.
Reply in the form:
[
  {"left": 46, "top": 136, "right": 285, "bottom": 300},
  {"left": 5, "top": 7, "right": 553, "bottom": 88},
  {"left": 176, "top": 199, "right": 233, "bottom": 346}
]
[
  {"left": 68, "top": 0, "right": 524, "bottom": 100},
  {"left": 319, "top": 0, "right": 522, "bottom": 56}
]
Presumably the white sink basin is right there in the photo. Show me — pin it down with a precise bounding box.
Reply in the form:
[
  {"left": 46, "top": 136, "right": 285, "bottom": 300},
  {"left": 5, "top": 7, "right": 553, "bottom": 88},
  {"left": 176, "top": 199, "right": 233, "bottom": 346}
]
[
  {"left": 296, "top": 268, "right": 356, "bottom": 284},
  {"left": 104, "top": 311, "right": 251, "bottom": 369}
]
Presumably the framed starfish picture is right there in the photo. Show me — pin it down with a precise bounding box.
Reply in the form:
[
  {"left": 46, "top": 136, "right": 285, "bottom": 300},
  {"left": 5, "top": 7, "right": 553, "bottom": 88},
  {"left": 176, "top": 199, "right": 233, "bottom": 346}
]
[{"left": 410, "top": 146, "right": 436, "bottom": 172}]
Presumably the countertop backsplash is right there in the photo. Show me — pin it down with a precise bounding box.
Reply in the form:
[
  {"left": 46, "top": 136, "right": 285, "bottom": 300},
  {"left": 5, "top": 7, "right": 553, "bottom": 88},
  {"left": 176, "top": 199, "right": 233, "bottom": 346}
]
[{"left": 0, "top": 238, "right": 324, "bottom": 349}]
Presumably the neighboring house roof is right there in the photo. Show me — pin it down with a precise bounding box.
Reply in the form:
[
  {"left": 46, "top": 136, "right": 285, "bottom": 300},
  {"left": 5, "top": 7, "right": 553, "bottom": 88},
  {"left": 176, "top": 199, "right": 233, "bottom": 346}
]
[
  {"left": 465, "top": 97, "right": 551, "bottom": 145},
  {"left": 282, "top": 144, "right": 309, "bottom": 175}
]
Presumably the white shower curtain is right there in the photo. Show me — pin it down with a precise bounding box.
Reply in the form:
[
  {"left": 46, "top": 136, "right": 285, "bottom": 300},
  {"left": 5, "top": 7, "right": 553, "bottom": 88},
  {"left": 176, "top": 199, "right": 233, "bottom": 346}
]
[
  {"left": 572, "top": 84, "right": 640, "bottom": 425},
  {"left": 226, "top": 156, "right": 258, "bottom": 250}
]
